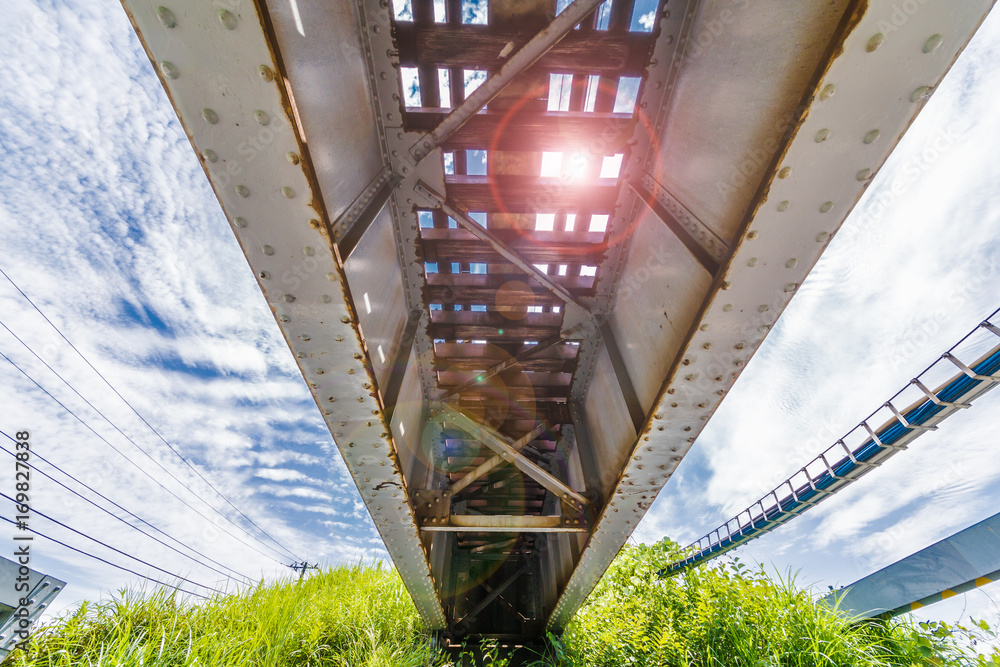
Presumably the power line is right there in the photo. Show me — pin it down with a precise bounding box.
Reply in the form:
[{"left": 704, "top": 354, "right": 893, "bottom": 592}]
[
  {"left": 0, "top": 318, "right": 296, "bottom": 564},
  {"left": 0, "top": 266, "right": 302, "bottom": 562},
  {"left": 0, "top": 490, "right": 225, "bottom": 595},
  {"left": 0, "top": 514, "right": 210, "bottom": 600},
  {"left": 0, "top": 432, "right": 251, "bottom": 584},
  {"left": 0, "top": 349, "right": 289, "bottom": 564},
  {"left": 0, "top": 430, "right": 253, "bottom": 585}
]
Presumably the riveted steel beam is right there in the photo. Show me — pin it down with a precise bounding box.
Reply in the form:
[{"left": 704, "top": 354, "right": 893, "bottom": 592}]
[
  {"left": 121, "top": 0, "right": 446, "bottom": 628},
  {"left": 548, "top": 0, "right": 997, "bottom": 631},
  {"left": 408, "top": 0, "right": 609, "bottom": 163}
]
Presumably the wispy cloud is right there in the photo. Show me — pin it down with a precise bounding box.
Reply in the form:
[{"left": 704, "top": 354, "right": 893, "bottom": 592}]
[
  {"left": 638, "top": 6, "right": 1000, "bottom": 630},
  {"left": 1, "top": 0, "right": 998, "bottom": 637},
  {"left": 0, "top": 0, "right": 381, "bottom": 615}
]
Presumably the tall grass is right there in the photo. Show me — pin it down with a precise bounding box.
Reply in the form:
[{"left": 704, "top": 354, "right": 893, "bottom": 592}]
[
  {"left": 559, "top": 540, "right": 999, "bottom": 667},
  {"left": 8, "top": 546, "right": 996, "bottom": 666},
  {"left": 9, "top": 562, "right": 435, "bottom": 667}
]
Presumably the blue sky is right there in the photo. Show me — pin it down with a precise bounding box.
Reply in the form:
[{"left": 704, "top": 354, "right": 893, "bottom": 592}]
[
  {"left": 635, "top": 6, "right": 1000, "bottom": 632},
  {"left": 1, "top": 0, "right": 999, "bottom": 636}
]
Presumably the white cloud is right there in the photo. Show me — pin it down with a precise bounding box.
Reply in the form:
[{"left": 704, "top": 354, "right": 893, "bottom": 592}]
[
  {"left": 253, "top": 468, "right": 320, "bottom": 484},
  {"left": 639, "top": 5, "right": 1000, "bottom": 631},
  {"left": 0, "top": 0, "right": 380, "bottom": 617},
  {"left": 255, "top": 484, "right": 333, "bottom": 502}
]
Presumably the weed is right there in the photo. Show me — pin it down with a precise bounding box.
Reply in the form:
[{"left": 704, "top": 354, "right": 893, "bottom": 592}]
[{"left": 7, "top": 545, "right": 997, "bottom": 666}]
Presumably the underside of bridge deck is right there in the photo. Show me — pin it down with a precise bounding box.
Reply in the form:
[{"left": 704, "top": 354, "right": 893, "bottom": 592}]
[{"left": 122, "top": 0, "right": 994, "bottom": 641}]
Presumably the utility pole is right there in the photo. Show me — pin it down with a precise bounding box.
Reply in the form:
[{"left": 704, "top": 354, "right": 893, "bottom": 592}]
[{"left": 288, "top": 561, "right": 318, "bottom": 581}]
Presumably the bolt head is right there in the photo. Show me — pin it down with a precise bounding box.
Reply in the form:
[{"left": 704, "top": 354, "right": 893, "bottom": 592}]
[
  {"left": 218, "top": 9, "right": 237, "bottom": 30},
  {"left": 156, "top": 6, "right": 177, "bottom": 28},
  {"left": 866, "top": 33, "right": 885, "bottom": 53},
  {"left": 910, "top": 86, "right": 933, "bottom": 103},
  {"left": 159, "top": 61, "right": 179, "bottom": 79}
]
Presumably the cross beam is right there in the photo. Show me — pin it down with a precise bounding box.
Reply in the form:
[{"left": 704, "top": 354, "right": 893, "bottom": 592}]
[
  {"left": 409, "top": 0, "right": 609, "bottom": 162},
  {"left": 421, "top": 515, "right": 588, "bottom": 532},
  {"left": 438, "top": 330, "right": 580, "bottom": 400},
  {"left": 415, "top": 181, "right": 594, "bottom": 333},
  {"left": 439, "top": 403, "right": 587, "bottom": 507},
  {"left": 449, "top": 422, "right": 550, "bottom": 496}
]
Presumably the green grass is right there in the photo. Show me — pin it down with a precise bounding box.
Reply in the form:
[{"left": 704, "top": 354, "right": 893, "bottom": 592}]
[
  {"left": 560, "top": 541, "right": 999, "bottom": 667},
  {"left": 9, "top": 562, "right": 434, "bottom": 667},
  {"left": 8, "top": 543, "right": 998, "bottom": 666}
]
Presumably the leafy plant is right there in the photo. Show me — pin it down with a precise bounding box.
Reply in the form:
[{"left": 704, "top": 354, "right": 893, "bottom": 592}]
[
  {"left": 560, "top": 540, "right": 1000, "bottom": 667},
  {"left": 7, "top": 546, "right": 998, "bottom": 666}
]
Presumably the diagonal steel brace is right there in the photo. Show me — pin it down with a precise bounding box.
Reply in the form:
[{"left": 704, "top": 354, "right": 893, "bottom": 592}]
[
  {"left": 439, "top": 403, "right": 587, "bottom": 507},
  {"left": 450, "top": 422, "right": 550, "bottom": 496}
]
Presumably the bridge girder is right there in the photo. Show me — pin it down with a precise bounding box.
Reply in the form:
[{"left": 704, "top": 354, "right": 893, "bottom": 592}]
[{"left": 121, "top": 0, "right": 995, "bottom": 639}]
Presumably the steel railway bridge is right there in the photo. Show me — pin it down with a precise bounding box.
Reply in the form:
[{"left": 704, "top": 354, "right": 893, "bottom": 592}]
[{"left": 121, "top": 0, "right": 995, "bottom": 642}]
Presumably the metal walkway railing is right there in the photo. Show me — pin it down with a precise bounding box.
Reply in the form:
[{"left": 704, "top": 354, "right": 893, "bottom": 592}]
[{"left": 665, "top": 310, "right": 1000, "bottom": 575}]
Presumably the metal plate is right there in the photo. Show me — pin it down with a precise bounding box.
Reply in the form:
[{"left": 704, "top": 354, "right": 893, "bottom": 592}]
[
  {"left": 0, "top": 557, "right": 65, "bottom": 657},
  {"left": 120, "top": 0, "right": 446, "bottom": 627},
  {"left": 548, "top": 0, "right": 996, "bottom": 630}
]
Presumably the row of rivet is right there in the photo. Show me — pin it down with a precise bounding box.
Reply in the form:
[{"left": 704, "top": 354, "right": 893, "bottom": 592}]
[
  {"left": 151, "top": 9, "right": 301, "bottom": 204},
  {"left": 553, "top": 14, "right": 953, "bottom": 628},
  {"left": 151, "top": 8, "right": 377, "bottom": 419},
  {"left": 707, "top": 26, "right": 945, "bottom": 331},
  {"left": 148, "top": 0, "right": 444, "bottom": 624}
]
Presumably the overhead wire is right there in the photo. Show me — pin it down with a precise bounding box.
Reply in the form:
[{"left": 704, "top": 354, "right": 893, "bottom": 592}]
[
  {"left": 0, "top": 430, "right": 254, "bottom": 585},
  {"left": 0, "top": 514, "right": 211, "bottom": 600},
  {"left": 0, "top": 348, "right": 290, "bottom": 564},
  {"left": 0, "top": 489, "right": 226, "bottom": 595},
  {"left": 0, "top": 266, "right": 302, "bottom": 563},
  {"left": 0, "top": 319, "right": 295, "bottom": 564}
]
